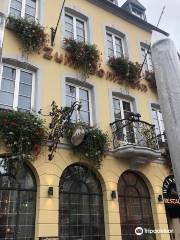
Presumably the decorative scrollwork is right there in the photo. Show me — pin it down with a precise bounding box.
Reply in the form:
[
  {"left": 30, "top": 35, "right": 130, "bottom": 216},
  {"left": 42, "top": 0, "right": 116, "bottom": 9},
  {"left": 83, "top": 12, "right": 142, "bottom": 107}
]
[
  {"left": 110, "top": 112, "right": 159, "bottom": 150},
  {"left": 39, "top": 101, "right": 81, "bottom": 160}
]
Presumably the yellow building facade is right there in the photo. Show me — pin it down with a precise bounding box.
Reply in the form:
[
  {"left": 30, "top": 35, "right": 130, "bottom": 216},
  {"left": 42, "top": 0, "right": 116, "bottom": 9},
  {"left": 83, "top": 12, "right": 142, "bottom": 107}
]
[{"left": 0, "top": 0, "right": 176, "bottom": 239}]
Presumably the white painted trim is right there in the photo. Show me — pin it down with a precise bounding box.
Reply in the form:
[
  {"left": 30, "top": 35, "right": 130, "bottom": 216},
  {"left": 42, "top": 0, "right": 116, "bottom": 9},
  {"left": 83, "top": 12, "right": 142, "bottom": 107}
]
[
  {"left": 65, "top": 82, "right": 92, "bottom": 126},
  {"left": 106, "top": 31, "right": 125, "bottom": 58},
  {"left": 60, "top": 73, "right": 100, "bottom": 127},
  {"left": 0, "top": 63, "right": 36, "bottom": 111},
  {"left": 9, "top": 0, "right": 39, "bottom": 21},
  {"left": 64, "top": 12, "right": 87, "bottom": 43},
  {"left": 109, "top": 88, "right": 139, "bottom": 123}
]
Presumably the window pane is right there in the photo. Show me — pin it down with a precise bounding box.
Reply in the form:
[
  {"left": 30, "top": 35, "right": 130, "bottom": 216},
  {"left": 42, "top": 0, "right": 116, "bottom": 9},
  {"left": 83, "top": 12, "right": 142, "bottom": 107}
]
[
  {"left": 1, "top": 79, "right": 15, "bottom": 93},
  {"left": 19, "top": 83, "right": 32, "bottom": 97},
  {"left": 66, "top": 96, "right": 76, "bottom": 107},
  {"left": 0, "top": 164, "right": 36, "bottom": 240},
  {"left": 76, "top": 19, "right": 85, "bottom": 42},
  {"left": 26, "top": 0, "right": 36, "bottom": 8},
  {"left": 10, "top": 8, "right": 21, "bottom": 18},
  {"left": 79, "top": 89, "right": 88, "bottom": 101},
  {"left": 25, "top": 0, "right": 36, "bottom": 19},
  {"left": 20, "top": 71, "right": 32, "bottom": 85},
  {"left": 80, "top": 100, "right": 89, "bottom": 111},
  {"left": 115, "top": 37, "right": 123, "bottom": 57},
  {"left": 0, "top": 91, "right": 14, "bottom": 107},
  {"left": 2, "top": 66, "right": 16, "bottom": 80},
  {"left": 107, "top": 33, "right": 114, "bottom": 58},
  {"left": 60, "top": 165, "right": 105, "bottom": 239},
  {"left": 113, "top": 98, "right": 120, "bottom": 109},
  {"left": 25, "top": 6, "right": 36, "bottom": 17},
  {"left": 118, "top": 172, "right": 155, "bottom": 238},
  {"left": 10, "top": 0, "right": 22, "bottom": 11},
  {"left": 141, "top": 48, "right": 148, "bottom": 71},
  {"left": 123, "top": 101, "right": 131, "bottom": 112},
  {"left": 65, "top": 15, "right": 74, "bottom": 39},
  {"left": 66, "top": 84, "right": 76, "bottom": 97},
  {"left": 10, "top": 0, "right": 22, "bottom": 17},
  {"left": 18, "top": 96, "right": 31, "bottom": 110},
  {"left": 18, "top": 71, "right": 32, "bottom": 110},
  {"left": 114, "top": 109, "right": 121, "bottom": 120},
  {"left": 79, "top": 111, "right": 90, "bottom": 124}
]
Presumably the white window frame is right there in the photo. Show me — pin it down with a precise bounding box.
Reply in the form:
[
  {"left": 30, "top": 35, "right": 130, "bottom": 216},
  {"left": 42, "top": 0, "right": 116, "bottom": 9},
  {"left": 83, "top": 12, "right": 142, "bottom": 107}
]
[
  {"left": 141, "top": 47, "right": 153, "bottom": 72},
  {"left": 65, "top": 12, "right": 87, "bottom": 42},
  {"left": 107, "top": 0, "right": 118, "bottom": 5},
  {"left": 113, "top": 97, "right": 133, "bottom": 142},
  {"left": 113, "top": 97, "right": 133, "bottom": 120},
  {"left": 66, "top": 82, "right": 92, "bottom": 125},
  {"left": 106, "top": 31, "right": 125, "bottom": 58},
  {"left": 131, "top": 6, "right": 144, "bottom": 19},
  {"left": 9, "top": 0, "right": 39, "bottom": 20},
  {"left": 0, "top": 64, "right": 35, "bottom": 111},
  {"left": 151, "top": 106, "right": 165, "bottom": 142}
]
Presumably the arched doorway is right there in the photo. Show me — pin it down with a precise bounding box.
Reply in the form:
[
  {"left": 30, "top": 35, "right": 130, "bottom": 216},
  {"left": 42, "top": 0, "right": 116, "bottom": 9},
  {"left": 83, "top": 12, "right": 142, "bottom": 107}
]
[
  {"left": 0, "top": 160, "right": 37, "bottom": 239},
  {"left": 59, "top": 164, "right": 105, "bottom": 240},
  {"left": 118, "top": 171, "right": 156, "bottom": 240}
]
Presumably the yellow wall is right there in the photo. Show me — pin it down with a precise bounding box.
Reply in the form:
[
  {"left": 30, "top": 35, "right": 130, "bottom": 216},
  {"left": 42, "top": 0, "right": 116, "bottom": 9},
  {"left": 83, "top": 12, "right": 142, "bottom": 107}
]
[{"left": 1, "top": 0, "right": 171, "bottom": 239}]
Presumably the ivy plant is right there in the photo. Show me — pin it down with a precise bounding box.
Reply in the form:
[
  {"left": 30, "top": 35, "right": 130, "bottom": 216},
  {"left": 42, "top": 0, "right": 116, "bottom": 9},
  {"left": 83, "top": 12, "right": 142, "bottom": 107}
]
[
  {"left": 64, "top": 38, "right": 101, "bottom": 79},
  {"left": 65, "top": 123, "right": 109, "bottom": 169},
  {"left": 0, "top": 109, "right": 47, "bottom": 169},
  {"left": 108, "top": 57, "right": 141, "bottom": 84},
  {"left": 7, "top": 16, "right": 48, "bottom": 53}
]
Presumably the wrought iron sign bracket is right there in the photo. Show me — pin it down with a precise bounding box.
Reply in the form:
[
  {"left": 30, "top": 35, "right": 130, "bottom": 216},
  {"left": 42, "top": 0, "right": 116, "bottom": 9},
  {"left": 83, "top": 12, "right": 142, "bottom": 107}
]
[{"left": 39, "top": 101, "right": 81, "bottom": 161}]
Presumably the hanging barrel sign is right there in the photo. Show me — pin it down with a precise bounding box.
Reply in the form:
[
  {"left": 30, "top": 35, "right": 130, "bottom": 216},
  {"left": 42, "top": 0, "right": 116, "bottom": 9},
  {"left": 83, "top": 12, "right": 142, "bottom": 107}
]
[
  {"left": 163, "top": 175, "right": 180, "bottom": 218},
  {"left": 163, "top": 175, "right": 178, "bottom": 202}
]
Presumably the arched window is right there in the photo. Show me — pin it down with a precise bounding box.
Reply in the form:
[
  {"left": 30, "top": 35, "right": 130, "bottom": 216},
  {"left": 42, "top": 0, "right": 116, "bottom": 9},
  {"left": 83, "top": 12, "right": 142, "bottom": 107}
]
[
  {"left": 118, "top": 171, "right": 156, "bottom": 240},
  {"left": 59, "top": 164, "right": 105, "bottom": 240},
  {"left": 0, "top": 159, "right": 37, "bottom": 239}
]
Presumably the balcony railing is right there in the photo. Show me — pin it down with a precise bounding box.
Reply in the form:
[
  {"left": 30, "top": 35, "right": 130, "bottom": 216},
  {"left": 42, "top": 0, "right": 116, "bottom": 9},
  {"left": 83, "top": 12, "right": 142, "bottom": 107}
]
[{"left": 110, "top": 113, "right": 159, "bottom": 150}]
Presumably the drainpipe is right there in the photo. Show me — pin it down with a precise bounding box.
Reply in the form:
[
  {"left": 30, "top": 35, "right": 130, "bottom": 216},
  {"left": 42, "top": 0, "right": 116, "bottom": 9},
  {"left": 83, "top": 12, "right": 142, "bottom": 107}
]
[{"left": 152, "top": 37, "right": 180, "bottom": 197}]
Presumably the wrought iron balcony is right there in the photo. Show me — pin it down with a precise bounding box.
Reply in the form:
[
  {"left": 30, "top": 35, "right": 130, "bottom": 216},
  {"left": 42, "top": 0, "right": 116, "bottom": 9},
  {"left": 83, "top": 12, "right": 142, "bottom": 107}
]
[{"left": 110, "top": 113, "right": 161, "bottom": 164}]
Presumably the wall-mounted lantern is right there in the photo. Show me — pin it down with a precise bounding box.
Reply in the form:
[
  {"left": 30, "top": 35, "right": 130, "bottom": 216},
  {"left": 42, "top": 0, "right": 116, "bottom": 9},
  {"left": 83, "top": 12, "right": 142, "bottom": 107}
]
[
  {"left": 158, "top": 194, "right": 163, "bottom": 202},
  {"left": 48, "top": 187, "right": 54, "bottom": 197},
  {"left": 111, "top": 190, "right": 117, "bottom": 199}
]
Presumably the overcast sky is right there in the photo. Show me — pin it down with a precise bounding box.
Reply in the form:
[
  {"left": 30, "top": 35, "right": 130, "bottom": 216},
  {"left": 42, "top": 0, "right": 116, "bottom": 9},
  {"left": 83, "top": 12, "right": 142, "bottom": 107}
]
[{"left": 118, "top": 0, "right": 180, "bottom": 52}]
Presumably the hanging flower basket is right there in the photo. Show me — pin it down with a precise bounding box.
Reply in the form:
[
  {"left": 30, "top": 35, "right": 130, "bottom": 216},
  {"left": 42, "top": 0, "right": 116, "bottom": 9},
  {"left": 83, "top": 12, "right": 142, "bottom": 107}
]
[
  {"left": 7, "top": 16, "right": 48, "bottom": 53},
  {"left": 65, "top": 123, "right": 109, "bottom": 169},
  {"left": 0, "top": 109, "right": 47, "bottom": 167},
  {"left": 108, "top": 57, "right": 141, "bottom": 84},
  {"left": 64, "top": 38, "right": 101, "bottom": 78}
]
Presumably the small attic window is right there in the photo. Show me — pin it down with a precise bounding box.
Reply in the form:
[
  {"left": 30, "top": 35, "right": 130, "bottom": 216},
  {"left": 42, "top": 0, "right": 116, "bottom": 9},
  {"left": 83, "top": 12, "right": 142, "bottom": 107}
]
[
  {"left": 131, "top": 6, "right": 145, "bottom": 19},
  {"left": 107, "top": 0, "right": 118, "bottom": 6}
]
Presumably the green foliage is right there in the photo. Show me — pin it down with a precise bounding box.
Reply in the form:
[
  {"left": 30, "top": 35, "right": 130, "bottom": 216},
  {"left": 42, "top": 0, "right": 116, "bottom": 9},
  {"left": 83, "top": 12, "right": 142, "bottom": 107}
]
[
  {"left": 108, "top": 57, "right": 140, "bottom": 84},
  {"left": 65, "top": 123, "right": 109, "bottom": 169},
  {"left": 8, "top": 16, "right": 48, "bottom": 53},
  {"left": 145, "top": 71, "right": 157, "bottom": 90},
  {"left": 0, "top": 109, "right": 47, "bottom": 159},
  {"left": 64, "top": 38, "right": 101, "bottom": 78}
]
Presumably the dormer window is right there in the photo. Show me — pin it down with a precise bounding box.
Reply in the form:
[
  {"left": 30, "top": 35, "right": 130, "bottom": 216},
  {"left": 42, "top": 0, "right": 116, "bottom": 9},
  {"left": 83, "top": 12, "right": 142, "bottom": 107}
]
[
  {"left": 121, "top": 0, "right": 146, "bottom": 21},
  {"left": 107, "top": 0, "right": 118, "bottom": 5},
  {"left": 131, "top": 6, "right": 144, "bottom": 19}
]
